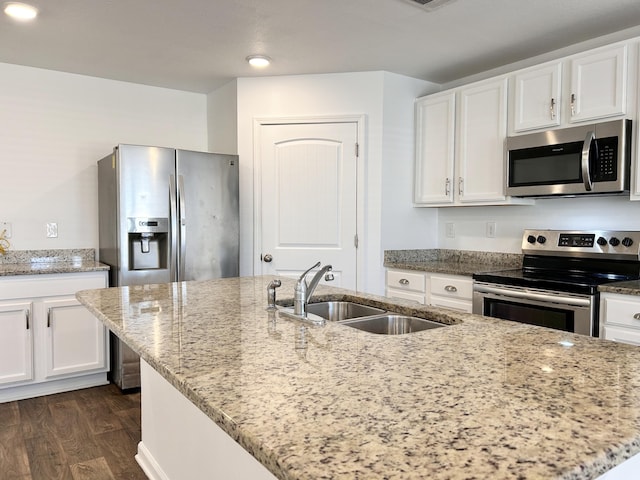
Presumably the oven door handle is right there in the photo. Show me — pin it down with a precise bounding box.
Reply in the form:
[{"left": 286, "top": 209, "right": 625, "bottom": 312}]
[
  {"left": 581, "top": 130, "right": 595, "bottom": 192},
  {"left": 474, "top": 284, "right": 592, "bottom": 307}
]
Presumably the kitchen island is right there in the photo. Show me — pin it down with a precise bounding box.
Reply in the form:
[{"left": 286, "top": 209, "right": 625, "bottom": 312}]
[{"left": 76, "top": 276, "right": 640, "bottom": 480}]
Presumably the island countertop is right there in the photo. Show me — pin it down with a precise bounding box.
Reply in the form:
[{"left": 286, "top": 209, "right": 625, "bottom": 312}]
[{"left": 77, "top": 276, "right": 640, "bottom": 480}]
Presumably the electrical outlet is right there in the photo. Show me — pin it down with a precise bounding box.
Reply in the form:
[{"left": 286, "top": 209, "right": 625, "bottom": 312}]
[
  {"left": 46, "top": 222, "right": 58, "bottom": 238},
  {"left": 0, "top": 222, "right": 11, "bottom": 238},
  {"left": 486, "top": 222, "right": 496, "bottom": 238},
  {"left": 445, "top": 222, "right": 455, "bottom": 238}
]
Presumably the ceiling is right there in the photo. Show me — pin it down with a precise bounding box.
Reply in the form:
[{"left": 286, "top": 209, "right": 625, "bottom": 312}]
[{"left": 2, "top": 0, "right": 640, "bottom": 93}]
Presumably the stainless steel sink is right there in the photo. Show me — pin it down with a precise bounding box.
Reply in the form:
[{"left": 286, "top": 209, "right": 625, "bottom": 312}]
[
  {"left": 339, "top": 315, "right": 445, "bottom": 335},
  {"left": 305, "top": 301, "right": 385, "bottom": 322}
]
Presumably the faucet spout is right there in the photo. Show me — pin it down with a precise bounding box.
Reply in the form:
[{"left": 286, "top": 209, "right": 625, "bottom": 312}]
[
  {"left": 305, "top": 265, "right": 333, "bottom": 304},
  {"left": 293, "top": 262, "right": 334, "bottom": 317}
]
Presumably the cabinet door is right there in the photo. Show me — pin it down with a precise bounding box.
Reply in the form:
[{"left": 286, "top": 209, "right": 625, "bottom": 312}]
[
  {"left": 569, "top": 44, "right": 627, "bottom": 123},
  {"left": 414, "top": 92, "right": 455, "bottom": 204},
  {"left": 0, "top": 301, "right": 33, "bottom": 385},
  {"left": 456, "top": 78, "right": 508, "bottom": 203},
  {"left": 512, "top": 62, "right": 562, "bottom": 132},
  {"left": 43, "top": 297, "right": 107, "bottom": 378}
]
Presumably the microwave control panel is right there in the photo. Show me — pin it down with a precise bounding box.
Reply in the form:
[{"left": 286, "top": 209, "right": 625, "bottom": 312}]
[{"left": 593, "top": 138, "right": 618, "bottom": 182}]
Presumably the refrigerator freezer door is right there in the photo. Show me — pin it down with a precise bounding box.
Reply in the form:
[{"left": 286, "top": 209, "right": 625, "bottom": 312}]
[
  {"left": 117, "top": 144, "right": 176, "bottom": 286},
  {"left": 176, "top": 150, "right": 239, "bottom": 281}
]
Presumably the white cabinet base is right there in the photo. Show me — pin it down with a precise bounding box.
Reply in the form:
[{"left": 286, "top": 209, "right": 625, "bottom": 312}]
[
  {"left": 138, "top": 360, "right": 277, "bottom": 480},
  {"left": 0, "top": 372, "right": 107, "bottom": 403}
]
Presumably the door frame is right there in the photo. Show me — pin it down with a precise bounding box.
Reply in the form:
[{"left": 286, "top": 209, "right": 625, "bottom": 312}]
[{"left": 253, "top": 114, "right": 366, "bottom": 292}]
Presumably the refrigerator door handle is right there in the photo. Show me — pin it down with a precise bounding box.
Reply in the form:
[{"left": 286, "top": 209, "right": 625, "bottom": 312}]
[
  {"left": 178, "top": 174, "right": 187, "bottom": 281},
  {"left": 169, "top": 174, "right": 178, "bottom": 282}
]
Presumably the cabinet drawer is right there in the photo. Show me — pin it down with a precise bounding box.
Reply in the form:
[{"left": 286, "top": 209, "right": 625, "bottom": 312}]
[
  {"left": 601, "top": 295, "right": 640, "bottom": 329},
  {"left": 386, "top": 270, "right": 426, "bottom": 293},
  {"left": 430, "top": 295, "right": 472, "bottom": 313},
  {"left": 430, "top": 275, "right": 472, "bottom": 300},
  {"left": 603, "top": 325, "right": 640, "bottom": 347},
  {"left": 386, "top": 288, "right": 425, "bottom": 304}
]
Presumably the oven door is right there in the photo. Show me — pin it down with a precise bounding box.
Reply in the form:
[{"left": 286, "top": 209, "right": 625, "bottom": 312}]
[{"left": 472, "top": 282, "right": 596, "bottom": 336}]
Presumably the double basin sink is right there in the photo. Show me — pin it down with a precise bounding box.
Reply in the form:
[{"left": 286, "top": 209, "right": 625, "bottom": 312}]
[{"left": 304, "top": 301, "right": 445, "bottom": 335}]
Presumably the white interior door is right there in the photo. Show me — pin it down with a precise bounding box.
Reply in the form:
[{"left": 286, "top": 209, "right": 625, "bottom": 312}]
[{"left": 259, "top": 122, "right": 358, "bottom": 289}]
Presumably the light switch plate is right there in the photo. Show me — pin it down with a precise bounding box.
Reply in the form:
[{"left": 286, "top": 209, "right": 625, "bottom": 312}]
[
  {"left": 486, "top": 222, "right": 496, "bottom": 238},
  {"left": 0, "top": 222, "right": 11, "bottom": 238},
  {"left": 445, "top": 222, "right": 455, "bottom": 238},
  {"left": 46, "top": 222, "right": 58, "bottom": 238}
]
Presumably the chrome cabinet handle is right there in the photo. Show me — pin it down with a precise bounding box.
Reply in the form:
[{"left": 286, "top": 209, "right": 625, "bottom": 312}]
[
  {"left": 47, "top": 307, "right": 52, "bottom": 328},
  {"left": 633, "top": 313, "right": 640, "bottom": 320},
  {"left": 458, "top": 177, "right": 463, "bottom": 195},
  {"left": 570, "top": 93, "right": 576, "bottom": 116},
  {"left": 444, "top": 285, "right": 457, "bottom": 293},
  {"left": 399, "top": 278, "right": 410, "bottom": 285},
  {"left": 445, "top": 178, "right": 451, "bottom": 196},
  {"left": 550, "top": 98, "right": 556, "bottom": 119},
  {"left": 25, "top": 309, "right": 30, "bottom": 330}
]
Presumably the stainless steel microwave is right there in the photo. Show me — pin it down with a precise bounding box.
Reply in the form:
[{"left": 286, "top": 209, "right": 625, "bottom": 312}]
[{"left": 506, "top": 119, "right": 632, "bottom": 197}]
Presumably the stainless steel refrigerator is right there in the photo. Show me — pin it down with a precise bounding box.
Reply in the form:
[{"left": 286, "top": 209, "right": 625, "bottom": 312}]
[{"left": 97, "top": 144, "right": 239, "bottom": 390}]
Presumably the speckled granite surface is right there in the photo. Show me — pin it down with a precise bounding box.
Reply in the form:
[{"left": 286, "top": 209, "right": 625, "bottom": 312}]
[
  {"left": 0, "top": 249, "right": 109, "bottom": 276},
  {"left": 600, "top": 280, "right": 640, "bottom": 296},
  {"left": 77, "top": 276, "right": 640, "bottom": 480},
  {"left": 384, "top": 249, "right": 522, "bottom": 275}
]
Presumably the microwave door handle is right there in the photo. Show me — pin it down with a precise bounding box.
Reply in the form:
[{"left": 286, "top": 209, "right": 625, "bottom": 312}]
[{"left": 581, "top": 130, "right": 595, "bottom": 191}]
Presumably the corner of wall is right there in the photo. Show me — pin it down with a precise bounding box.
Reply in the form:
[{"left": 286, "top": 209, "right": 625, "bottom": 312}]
[{"left": 207, "top": 79, "right": 238, "bottom": 154}]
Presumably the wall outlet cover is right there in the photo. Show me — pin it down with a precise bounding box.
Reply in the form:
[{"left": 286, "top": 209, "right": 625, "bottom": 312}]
[
  {"left": 0, "top": 222, "right": 11, "bottom": 238},
  {"left": 46, "top": 222, "right": 58, "bottom": 238},
  {"left": 445, "top": 222, "right": 455, "bottom": 238}
]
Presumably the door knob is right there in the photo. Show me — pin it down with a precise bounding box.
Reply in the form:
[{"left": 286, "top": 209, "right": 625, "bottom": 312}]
[{"left": 263, "top": 254, "right": 273, "bottom": 263}]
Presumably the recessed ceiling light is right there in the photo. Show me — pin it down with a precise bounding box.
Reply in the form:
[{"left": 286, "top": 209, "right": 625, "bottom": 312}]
[
  {"left": 4, "top": 2, "right": 38, "bottom": 21},
  {"left": 246, "top": 55, "right": 271, "bottom": 68}
]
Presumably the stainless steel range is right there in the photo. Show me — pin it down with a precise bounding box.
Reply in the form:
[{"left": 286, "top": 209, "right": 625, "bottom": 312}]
[{"left": 472, "top": 229, "right": 640, "bottom": 337}]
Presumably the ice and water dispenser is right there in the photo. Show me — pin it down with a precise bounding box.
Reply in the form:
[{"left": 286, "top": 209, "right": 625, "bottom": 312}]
[{"left": 127, "top": 217, "right": 169, "bottom": 270}]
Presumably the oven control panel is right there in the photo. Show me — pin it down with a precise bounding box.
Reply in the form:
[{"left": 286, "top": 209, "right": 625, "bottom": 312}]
[{"left": 522, "top": 229, "right": 640, "bottom": 260}]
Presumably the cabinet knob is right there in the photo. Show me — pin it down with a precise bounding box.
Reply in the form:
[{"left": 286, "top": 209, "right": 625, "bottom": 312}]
[
  {"left": 399, "top": 278, "right": 410, "bottom": 285},
  {"left": 445, "top": 285, "right": 457, "bottom": 293}
]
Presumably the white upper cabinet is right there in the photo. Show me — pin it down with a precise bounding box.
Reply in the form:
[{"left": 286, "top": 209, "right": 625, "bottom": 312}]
[
  {"left": 569, "top": 44, "right": 627, "bottom": 123},
  {"left": 415, "top": 77, "right": 531, "bottom": 207},
  {"left": 456, "top": 78, "right": 509, "bottom": 203},
  {"left": 414, "top": 91, "right": 456, "bottom": 204},
  {"left": 510, "top": 43, "right": 628, "bottom": 134},
  {"left": 512, "top": 62, "right": 562, "bottom": 132}
]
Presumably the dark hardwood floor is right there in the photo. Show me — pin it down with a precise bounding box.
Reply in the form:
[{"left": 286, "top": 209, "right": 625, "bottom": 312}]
[{"left": 0, "top": 384, "right": 147, "bottom": 480}]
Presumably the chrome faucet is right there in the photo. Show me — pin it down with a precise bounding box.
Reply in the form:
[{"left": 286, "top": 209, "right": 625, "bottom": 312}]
[{"left": 293, "top": 262, "right": 334, "bottom": 317}]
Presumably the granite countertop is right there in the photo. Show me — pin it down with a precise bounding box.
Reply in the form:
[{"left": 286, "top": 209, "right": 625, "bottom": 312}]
[
  {"left": 0, "top": 249, "right": 110, "bottom": 276},
  {"left": 384, "top": 249, "right": 523, "bottom": 276},
  {"left": 77, "top": 276, "right": 640, "bottom": 480},
  {"left": 599, "top": 280, "right": 640, "bottom": 296}
]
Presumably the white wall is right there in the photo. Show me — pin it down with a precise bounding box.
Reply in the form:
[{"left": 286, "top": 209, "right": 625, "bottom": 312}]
[
  {"left": 207, "top": 79, "right": 238, "bottom": 155},
  {"left": 438, "top": 196, "right": 640, "bottom": 252},
  {"left": 233, "top": 71, "right": 435, "bottom": 294},
  {"left": 0, "top": 63, "right": 208, "bottom": 251},
  {"left": 381, "top": 72, "right": 439, "bottom": 251}
]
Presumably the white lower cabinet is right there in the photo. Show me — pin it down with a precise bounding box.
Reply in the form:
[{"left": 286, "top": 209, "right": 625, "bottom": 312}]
[
  {"left": 600, "top": 293, "right": 640, "bottom": 347},
  {"left": 386, "top": 269, "right": 472, "bottom": 313},
  {"left": 0, "top": 300, "right": 34, "bottom": 385},
  {"left": 0, "top": 272, "right": 109, "bottom": 402},
  {"left": 429, "top": 274, "right": 473, "bottom": 313},
  {"left": 386, "top": 269, "right": 426, "bottom": 304}
]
